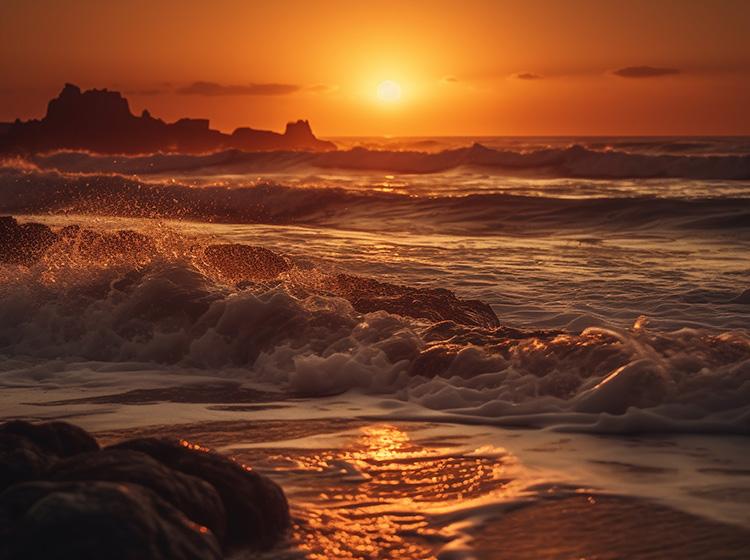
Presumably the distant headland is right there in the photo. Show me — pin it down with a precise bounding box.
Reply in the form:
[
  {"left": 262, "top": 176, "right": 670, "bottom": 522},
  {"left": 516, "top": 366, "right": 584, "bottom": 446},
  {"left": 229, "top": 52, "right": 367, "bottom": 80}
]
[{"left": 0, "top": 84, "right": 336, "bottom": 154}]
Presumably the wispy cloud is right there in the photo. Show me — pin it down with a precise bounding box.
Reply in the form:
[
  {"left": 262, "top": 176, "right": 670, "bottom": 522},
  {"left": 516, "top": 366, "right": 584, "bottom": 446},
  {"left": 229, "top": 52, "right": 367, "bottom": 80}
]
[
  {"left": 441, "top": 75, "right": 459, "bottom": 83},
  {"left": 612, "top": 66, "right": 680, "bottom": 78},
  {"left": 176, "top": 81, "right": 301, "bottom": 96},
  {"left": 514, "top": 72, "right": 543, "bottom": 80}
]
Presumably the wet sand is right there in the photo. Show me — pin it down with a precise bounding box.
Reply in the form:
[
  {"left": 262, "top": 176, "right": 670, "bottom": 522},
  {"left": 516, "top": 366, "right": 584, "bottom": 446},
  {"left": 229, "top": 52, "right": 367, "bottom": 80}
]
[
  {"left": 472, "top": 495, "right": 750, "bottom": 560},
  {"left": 2, "top": 380, "right": 749, "bottom": 559},
  {"left": 84, "top": 418, "right": 750, "bottom": 560}
]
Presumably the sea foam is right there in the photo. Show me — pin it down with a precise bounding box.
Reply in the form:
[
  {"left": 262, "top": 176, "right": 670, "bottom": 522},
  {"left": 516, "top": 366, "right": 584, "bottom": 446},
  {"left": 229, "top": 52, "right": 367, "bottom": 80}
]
[{"left": 1, "top": 241, "right": 747, "bottom": 435}]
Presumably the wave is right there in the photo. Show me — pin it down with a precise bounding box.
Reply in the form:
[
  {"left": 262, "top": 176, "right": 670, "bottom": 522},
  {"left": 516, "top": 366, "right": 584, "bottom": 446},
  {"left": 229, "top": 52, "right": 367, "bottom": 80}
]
[
  {"left": 1, "top": 170, "right": 748, "bottom": 236},
  {"left": 13, "top": 142, "right": 750, "bottom": 179},
  {"left": 0, "top": 224, "right": 748, "bottom": 435}
]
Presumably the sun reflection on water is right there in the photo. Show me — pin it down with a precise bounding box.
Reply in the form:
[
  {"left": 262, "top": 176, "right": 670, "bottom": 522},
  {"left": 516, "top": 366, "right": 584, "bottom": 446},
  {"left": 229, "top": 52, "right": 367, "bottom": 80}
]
[{"left": 243, "top": 424, "right": 524, "bottom": 559}]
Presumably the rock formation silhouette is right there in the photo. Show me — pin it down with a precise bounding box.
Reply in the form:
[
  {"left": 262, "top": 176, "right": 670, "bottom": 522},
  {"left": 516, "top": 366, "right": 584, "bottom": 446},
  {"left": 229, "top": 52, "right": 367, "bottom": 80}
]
[{"left": 0, "top": 84, "right": 335, "bottom": 154}]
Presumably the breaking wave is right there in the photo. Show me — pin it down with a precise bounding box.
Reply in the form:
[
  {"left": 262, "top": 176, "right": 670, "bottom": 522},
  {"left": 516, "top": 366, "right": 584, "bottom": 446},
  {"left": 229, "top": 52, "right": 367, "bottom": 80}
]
[{"left": 0, "top": 229, "right": 748, "bottom": 435}]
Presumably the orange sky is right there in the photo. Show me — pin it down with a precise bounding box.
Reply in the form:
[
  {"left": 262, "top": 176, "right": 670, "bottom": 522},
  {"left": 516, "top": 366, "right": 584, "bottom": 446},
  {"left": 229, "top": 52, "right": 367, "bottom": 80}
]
[{"left": 2, "top": 0, "right": 749, "bottom": 136}]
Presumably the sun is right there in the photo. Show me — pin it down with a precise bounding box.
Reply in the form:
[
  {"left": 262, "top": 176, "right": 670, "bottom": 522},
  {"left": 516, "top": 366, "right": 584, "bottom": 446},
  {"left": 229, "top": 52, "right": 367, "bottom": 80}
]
[{"left": 376, "top": 80, "right": 402, "bottom": 102}]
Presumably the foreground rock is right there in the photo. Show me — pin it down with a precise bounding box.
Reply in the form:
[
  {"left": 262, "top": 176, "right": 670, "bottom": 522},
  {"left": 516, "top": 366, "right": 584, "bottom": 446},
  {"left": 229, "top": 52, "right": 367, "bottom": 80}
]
[
  {"left": 111, "top": 438, "right": 289, "bottom": 549},
  {"left": 0, "top": 421, "right": 290, "bottom": 559},
  {"left": 0, "top": 434, "right": 53, "bottom": 493},
  {"left": 0, "top": 420, "right": 99, "bottom": 492},
  {"left": 50, "top": 449, "right": 227, "bottom": 543},
  {"left": 0, "top": 481, "right": 222, "bottom": 560},
  {"left": 0, "top": 419, "right": 99, "bottom": 458}
]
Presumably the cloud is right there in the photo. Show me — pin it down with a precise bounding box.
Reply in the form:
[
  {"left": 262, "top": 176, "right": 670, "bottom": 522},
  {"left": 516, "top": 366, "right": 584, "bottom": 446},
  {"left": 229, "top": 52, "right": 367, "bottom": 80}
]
[
  {"left": 612, "top": 66, "right": 680, "bottom": 78},
  {"left": 176, "top": 81, "right": 301, "bottom": 95},
  {"left": 514, "top": 72, "right": 543, "bottom": 80},
  {"left": 441, "top": 75, "right": 459, "bottom": 83}
]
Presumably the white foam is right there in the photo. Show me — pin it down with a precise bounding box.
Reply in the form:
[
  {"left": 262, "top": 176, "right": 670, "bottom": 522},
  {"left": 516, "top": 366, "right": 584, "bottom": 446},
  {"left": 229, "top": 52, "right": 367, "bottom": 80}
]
[{"left": 1, "top": 250, "right": 748, "bottom": 435}]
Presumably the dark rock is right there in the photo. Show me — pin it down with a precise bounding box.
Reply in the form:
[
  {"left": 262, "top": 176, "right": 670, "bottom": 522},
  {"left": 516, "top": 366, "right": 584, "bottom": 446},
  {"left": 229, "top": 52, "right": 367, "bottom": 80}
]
[
  {"left": 0, "top": 420, "right": 99, "bottom": 492},
  {"left": 408, "top": 344, "right": 464, "bottom": 377},
  {"left": 0, "top": 214, "right": 502, "bottom": 330},
  {"left": 203, "top": 243, "right": 290, "bottom": 283},
  {"left": 283, "top": 119, "right": 329, "bottom": 150},
  {"left": 57, "top": 225, "right": 157, "bottom": 261},
  {"left": 46, "top": 83, "right": 132, "bottom": 127},
  {"left": 0, "top": 434, "right": 52, "bottom": 492},
  {"left": 0, "top": 218, "right": 158, "bottom": 266},
  {"left": 0, "top": 83, "right": 335, "bottom": 154},
  {"left": 0, "top": 420, "right": 99, "bottom": 458},
  {"left": 199, "top": 242, "right": 501, "bottom": 328},
  {"left": 0, "top": 481, "right": 222, "bottom": 560},
  {"left": 50, "top": 449, "right": 226, "bottom": 544},
  {"left": 329, "top": 273, "right": 500, "bottom": 328},
  {"left": 109, "top": 437, "right": 290, "bottom": 549},
  {"left": 0, "top": 217, "right": 58, "bottom": 266}
]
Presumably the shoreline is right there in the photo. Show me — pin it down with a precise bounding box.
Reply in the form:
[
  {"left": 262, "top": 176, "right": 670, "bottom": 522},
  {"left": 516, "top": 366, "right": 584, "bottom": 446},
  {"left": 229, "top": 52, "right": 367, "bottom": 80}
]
[
  {"left": 87, "top": 415, "right": 750, "bottom": 558},
  {"left": 3, "top": 383, "right": 749, "bottom": 526}
]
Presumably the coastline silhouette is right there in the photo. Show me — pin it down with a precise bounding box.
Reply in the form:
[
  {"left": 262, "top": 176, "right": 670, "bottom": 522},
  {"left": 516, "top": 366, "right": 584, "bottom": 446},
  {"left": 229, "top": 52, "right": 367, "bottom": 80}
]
[{"left": 0, "top": 84, "right": 335, "bottom": 154}]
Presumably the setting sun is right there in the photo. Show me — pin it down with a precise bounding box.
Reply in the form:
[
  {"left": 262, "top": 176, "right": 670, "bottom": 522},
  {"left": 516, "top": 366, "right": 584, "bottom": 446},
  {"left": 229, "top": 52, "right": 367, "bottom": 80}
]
[{"left": 376, "top": 80, "right": 402, "bottom": 102}]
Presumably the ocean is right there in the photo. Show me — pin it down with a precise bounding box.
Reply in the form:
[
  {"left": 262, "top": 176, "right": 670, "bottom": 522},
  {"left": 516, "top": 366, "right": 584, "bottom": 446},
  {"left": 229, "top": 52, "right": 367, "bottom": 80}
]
[{"left": 1, "top": 136, "right": 749, "bottom": 558}]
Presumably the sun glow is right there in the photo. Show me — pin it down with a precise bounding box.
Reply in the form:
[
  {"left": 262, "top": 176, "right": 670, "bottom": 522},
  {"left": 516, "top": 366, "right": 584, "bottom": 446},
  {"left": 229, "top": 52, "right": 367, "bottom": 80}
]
[{"left": 376, "top": 80, "right": 402, "bottom": 102}]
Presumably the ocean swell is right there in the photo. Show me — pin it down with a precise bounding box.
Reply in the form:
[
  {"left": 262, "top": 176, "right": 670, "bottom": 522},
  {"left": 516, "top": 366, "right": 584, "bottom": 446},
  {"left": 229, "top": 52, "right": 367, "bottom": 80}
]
[
  {"left": 1, "top": 169, "right": 748, "bottom": 236},
  {"left": 18, "top": 143, "right": 750, "bottom": 179}
]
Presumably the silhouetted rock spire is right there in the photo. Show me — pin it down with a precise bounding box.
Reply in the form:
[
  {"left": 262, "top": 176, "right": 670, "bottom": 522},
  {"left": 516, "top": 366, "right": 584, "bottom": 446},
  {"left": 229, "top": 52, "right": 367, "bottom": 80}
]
[{"left": 284, "top": 120, "right": 314, "bottom": 140}]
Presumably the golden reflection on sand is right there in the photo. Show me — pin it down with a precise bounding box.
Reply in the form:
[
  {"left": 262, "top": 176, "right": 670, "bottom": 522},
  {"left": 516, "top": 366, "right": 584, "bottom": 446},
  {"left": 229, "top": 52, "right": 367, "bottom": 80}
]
[{"left": 264, "top": 424, "right": 521, "bottom": 559}]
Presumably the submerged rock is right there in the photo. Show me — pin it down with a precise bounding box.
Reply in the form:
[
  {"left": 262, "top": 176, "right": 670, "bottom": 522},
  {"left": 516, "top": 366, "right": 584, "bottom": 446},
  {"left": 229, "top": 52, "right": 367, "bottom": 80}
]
[
  {"left": 329, "top": 273, "right": 501, "bottom": 328},
  {"left": 0, "top": 215, "right": 501, "bottom": 329},
  {"left": 0, "top": 481, "right": 222, "bottom": 560},
  {"left": 0, "top": 217, "right": 157, "bottom": 266},
  {"left": 201, "top": 243, "right": 500, "bottom": 328},
  {"left": 58, "top": 225, "right": 157, "bottom": 261},
  {"left": 0, "top": 216, "right": 57, "bottom": 266},
  {"left": 203, "top": 243, "right": 291, "bottom": 283},
  {"left": 110, "top": 437, "right": 290, "bottom": 550}
]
